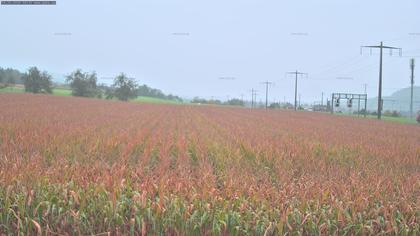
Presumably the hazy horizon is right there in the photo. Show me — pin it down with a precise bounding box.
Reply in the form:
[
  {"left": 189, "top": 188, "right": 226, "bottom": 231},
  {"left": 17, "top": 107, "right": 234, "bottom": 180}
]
[{"left": 1, "top": 0, "right": 419, "bottom": 103}]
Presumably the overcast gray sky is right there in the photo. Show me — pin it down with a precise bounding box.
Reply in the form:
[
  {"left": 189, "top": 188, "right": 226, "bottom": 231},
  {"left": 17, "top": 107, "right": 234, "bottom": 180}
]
[{"left": 0, "top": 0, "right": 419, "bottom": 103}]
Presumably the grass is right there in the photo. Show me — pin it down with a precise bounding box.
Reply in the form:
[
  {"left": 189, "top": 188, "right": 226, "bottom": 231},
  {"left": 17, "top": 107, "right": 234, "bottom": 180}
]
[
  {"left": 134, "top": 96, "right": 183, "bottom": 104},
  {"left": 367, "top": 115, "right": 418, "bottom": 124},
  {"left": 0, "top": 86, "right": 71, "bottom": 96},
  {"left": 333, "top": 112, "right": 418, "bottom": 124},
  {"left": 0, "top": 85, "right": 182, "bottom": 105},
  {"left": 52, "top": 88, "right": 72, "bottom": 96},
  {"left": 0, "top": 86, "right": 25, "bottom": 93}
]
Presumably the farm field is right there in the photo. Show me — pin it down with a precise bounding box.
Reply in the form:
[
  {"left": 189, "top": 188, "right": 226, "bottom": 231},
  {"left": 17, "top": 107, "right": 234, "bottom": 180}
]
[{"left": 0, "top": 93, "right": 419, "bottom": 235}]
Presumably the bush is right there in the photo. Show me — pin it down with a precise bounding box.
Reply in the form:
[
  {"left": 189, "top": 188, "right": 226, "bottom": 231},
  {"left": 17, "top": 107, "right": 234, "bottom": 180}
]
[{"left": 383, "top": 110, "right": 401, "bottom": 117}]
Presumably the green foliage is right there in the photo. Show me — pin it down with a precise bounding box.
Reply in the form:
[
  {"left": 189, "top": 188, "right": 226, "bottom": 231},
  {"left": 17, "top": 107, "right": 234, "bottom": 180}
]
[
  {"left": 225, "top": 98, "right": 244, "bottom": 106},
  {"left": 0, "top": 67, "right": 24, "bottom": 86},
  {"left": 23, "top": 67, "right": 53, "bottom": 94},
  {"left": 111, "top": 74, "right": 138, "bottom": 101},
  {"left": 383, "top": 110, "right": 401, "bottom": 117},
  {"left": 191, "top": 98, "right": 245, "bottom": 107},
  {"left": 192, "top": 97, "right": 223, "bottom": 105},
  {"left": 136, "top": 84, "right": 183, "bottom": 102},
  {"left": 66, "top": 69, "right": 99, "bottom": 97},
  {"left": 134, "top": 96, "right": 183, "bottom": 104},
  {"left": 1, "top": 183, "right": 418, "bottom": 235},
  {"left": 268, "top": 102, "right": 281, "bottom": 109}
]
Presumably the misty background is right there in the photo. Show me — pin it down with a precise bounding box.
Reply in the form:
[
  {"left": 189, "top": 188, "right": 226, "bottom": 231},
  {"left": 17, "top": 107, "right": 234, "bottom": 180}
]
[{"left": 0, "top": 0, "right": 419, "bottom": 103}]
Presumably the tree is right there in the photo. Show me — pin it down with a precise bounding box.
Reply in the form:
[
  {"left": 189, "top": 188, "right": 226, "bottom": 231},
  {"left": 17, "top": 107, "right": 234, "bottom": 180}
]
[
  {"left": 112, "top": 73, "right": 138, "bottom": 101},
  {"left": 23, "top": 67, "right": 52, "bottom": 94},
  {"left": 66, "top": 69, "right": 98, "bottom": 97},
  {"left": 225, "top": 98, "right": 245, "bottom": 106},
  {"left": 7, "top": 74, "right": 16, "bottom": 87},
  {"left": 269, "top": 102, "right": 281, "bottom": 109},
  {"left": 0, "top": 68, "right": 24, "bottom": 86},
  {"left": 0, "top": 68, "right": 4, "bottom": 84},
  {"left": 135, "top": 84, "right": 183, "bottom": 102},
  {"left": 417, "top": 111, "right": 420, "bottom": 124}
]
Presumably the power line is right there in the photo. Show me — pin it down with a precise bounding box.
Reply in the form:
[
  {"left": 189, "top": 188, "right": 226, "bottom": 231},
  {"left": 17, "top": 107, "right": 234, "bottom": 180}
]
[
  {"left": 249, "top": 89, "right": 258, "bottom": 108},
  {"left": 311, "top": 55, "right": 364, "bottom": 77},
  {"left": 260, "top": 81, "right": 273, "bottom": 109},
  {"left": 361, "top": 41, "right": 402, "bottom": 120},
  {"left": 286, "top": 70, "right": 308, "bottom": 110}
]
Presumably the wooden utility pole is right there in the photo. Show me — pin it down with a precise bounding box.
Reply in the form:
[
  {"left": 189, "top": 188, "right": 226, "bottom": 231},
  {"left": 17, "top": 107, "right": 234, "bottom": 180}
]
[
  {"left": 410, "top": 58, "right": 415, "bottom": 119},
  {"left": 250, "top": 89, "right": 257, "bottom": 108},
  {"left": 286, "top": 70, "right": 307, "bottom": 110},
  {"left": 260, "top": 81, "right": 273, "bottom": 109}
]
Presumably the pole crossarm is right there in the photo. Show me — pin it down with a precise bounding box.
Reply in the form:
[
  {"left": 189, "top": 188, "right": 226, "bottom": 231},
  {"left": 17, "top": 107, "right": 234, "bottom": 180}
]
[
  {"left": 249, "top": 89, "right": 258, "bottom": 108},
  {"left": 286, "top": 70, "right": 308, "bottom": 110},
  {"left": 360, "top": 42, "right": 402, "bottom": 119},
  {"left": 362, "top": 45, "right": 401, "bottom": 50},
  {"left": 260, "top": 81, "right": 273, "bottom": 109},
  {"left": 286, "top": 72, "right": 307, "bottom": 75}
]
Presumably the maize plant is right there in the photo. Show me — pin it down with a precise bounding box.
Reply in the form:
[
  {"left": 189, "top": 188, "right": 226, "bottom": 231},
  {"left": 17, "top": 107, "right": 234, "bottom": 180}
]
[{"left": 0, "top": 94, "right": 419, "bottom": 235}]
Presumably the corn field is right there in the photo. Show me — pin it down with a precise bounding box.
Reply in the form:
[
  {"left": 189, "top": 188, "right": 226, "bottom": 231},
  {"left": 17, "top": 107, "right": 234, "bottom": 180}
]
[{"left": 0, "top": 94, "right": 419, "bottom": 235}]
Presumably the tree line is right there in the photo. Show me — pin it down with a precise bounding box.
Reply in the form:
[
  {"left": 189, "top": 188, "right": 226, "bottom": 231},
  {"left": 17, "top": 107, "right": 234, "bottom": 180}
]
[
  {"left": 191, "top": 97, "right": 245, "bottom": 106},
  {"left": 0, "top": 68, "right": 24, "bottom": 86},
  {"left": 0, "top": 67, "right": 183, "bottom": 102}
]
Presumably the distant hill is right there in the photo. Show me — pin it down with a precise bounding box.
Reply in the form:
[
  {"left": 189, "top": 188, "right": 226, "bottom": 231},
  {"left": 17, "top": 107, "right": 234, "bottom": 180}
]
[{"left": 367, "top": 86, "right": 420, "bottom": 114}]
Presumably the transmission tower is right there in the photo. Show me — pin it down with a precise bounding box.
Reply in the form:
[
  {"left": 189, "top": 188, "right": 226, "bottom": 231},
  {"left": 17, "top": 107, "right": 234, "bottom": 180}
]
[
  {"left": 361, "top": 42, "right": 402, "bottom": 119},
  {"left": 286, "top": 70, "right": 308, "bottom": 110}
]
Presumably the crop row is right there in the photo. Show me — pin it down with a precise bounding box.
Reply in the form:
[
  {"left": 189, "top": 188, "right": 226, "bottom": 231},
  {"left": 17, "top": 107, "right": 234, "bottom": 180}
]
[{"left": 0, "top": 94, "right": 419, "bottom": 235}]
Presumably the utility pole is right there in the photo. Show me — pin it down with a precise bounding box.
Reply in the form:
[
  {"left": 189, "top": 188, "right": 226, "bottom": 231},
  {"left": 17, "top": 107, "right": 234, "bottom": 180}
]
[
  {"left": 298, "top": 94, "right": 301, "bottom": 109},
  {"left": 286, "top": 70, "right": 307, "bottom": 110},
  {"left": 250, "top": 89, "right": 257, "bottom": 108},
  {"left": 361, "top": 42, "right": 402, "bottom": 119},
  {"left": 363, "top": 83, "right": 368, "bottom": 94},
  {"left": 261, "top": 81, "right": 273, "bottom": 109},
  {"left": 410, "top": 58, "right": 415, "bottom": 119},
  {"left": 321, "top": 92, "right": 324, "bottom": 106}
]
